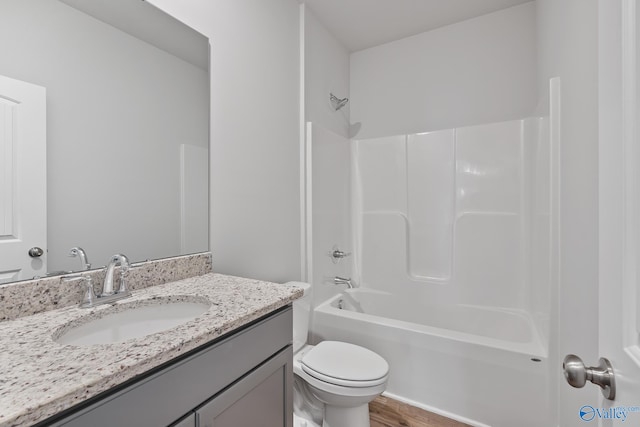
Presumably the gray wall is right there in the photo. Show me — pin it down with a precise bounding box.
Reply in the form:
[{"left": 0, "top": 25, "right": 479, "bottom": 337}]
[
  {"left": 304, "top": 6, "right": 351, "bottom": 138},
  {"left": 350, "top": 2, "right": 537, "bottom": 138}
]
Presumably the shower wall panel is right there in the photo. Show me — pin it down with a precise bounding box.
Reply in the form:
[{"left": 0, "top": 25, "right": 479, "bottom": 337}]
[
  {"left": 455, "top": 121, "right": 521, "bottom": 214},
  {"left": 357, "top": 135, "right": 407, "bottom": 213},
  {"left": 454, "top": 121, "right": 524, "bottom": 308},
  {"left": 355, "top": 119, "right": 534, "bottom": 310},
  {"left": 359, "top": 213, "right": 410, "bottom": 294},
  {"left": 407, "top": 131, "right": 455, "bottom": 281},
  {"left": 454, "top": 213, "right": 522, "bottom": 307}
]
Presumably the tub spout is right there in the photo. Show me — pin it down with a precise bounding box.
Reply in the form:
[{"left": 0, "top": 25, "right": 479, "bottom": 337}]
[{"left": 333, "top": 276, "right": 354, "bottom": 289}]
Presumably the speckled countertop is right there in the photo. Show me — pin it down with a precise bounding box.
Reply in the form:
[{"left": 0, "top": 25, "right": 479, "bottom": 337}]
[{"left": 0, "top": 273, "right": 302, "bottom": 427}]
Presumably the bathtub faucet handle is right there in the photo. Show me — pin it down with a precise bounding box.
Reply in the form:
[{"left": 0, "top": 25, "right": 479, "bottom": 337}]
[
  {"left": 330, "top": 245, "right": 351, "bottom": 264},
  {"left": 332, "top": 249, "right": 351, "bottom": 258}
]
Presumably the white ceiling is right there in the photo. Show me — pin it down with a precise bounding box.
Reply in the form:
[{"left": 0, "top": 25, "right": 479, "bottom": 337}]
[{"left": 302, "top": 0, "right": 533, "bottom": 52}]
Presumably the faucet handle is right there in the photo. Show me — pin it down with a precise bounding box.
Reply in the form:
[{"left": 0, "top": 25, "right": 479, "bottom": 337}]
[
  {"left": 63, "top": 275, "right": 97, "bottom": 308},
  {"left": 117, "top": 260, "right": 143, "bottom": 294},
  {"left": 118, "top": 266, "right": 130, "bottom": 293},
  {"left": 329, "top": 245, "right": 351, "bottom": 264}
]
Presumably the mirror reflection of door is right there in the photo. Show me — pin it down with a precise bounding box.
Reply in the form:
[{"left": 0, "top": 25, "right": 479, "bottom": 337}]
[{"left": 0, "top": 74, "right": 46, "bottom": 284}]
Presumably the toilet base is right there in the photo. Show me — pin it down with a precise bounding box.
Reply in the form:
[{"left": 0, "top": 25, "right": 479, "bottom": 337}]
[
  {"left": 294, "top": 413, "right": 322, "bottom": 427},
  {"left": 323, "top": 403, "right": 370, "bottom": 427}
]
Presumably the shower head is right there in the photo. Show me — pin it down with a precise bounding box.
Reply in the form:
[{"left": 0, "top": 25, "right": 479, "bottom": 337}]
[{"left": 330, "top": 93, "right": 349, "bottom": 111}]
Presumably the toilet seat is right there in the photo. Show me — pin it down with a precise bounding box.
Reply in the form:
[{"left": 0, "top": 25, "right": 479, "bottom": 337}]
[{"left": 300, "top": 341, "right": 389, "bottom": 388}]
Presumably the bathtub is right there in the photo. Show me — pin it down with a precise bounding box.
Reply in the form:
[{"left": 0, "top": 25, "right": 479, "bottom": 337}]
[{"left": 312, "top": 289, "right": 551, "bottom": 427}]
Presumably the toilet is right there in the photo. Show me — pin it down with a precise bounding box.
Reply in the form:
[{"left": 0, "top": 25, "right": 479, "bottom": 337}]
[{"left": 286, "top": 281, "right": 389, "bottom": 427}]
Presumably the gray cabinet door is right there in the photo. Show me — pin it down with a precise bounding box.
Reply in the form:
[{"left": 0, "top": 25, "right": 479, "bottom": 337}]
[{"left": 196, "top": 346, "right": 293, "bottom": 427}]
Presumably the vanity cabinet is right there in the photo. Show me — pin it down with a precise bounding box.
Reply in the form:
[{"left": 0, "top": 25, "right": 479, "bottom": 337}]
[{"left": 44, "top": 306, "right": 293, "bottom": 427}]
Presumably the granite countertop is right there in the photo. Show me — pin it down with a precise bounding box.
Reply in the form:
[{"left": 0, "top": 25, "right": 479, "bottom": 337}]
[{"left": 0, "top": 273, "right": 302, "bottom": 427}]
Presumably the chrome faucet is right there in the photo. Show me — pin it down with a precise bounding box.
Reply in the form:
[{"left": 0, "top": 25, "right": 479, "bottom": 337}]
[
  {"left": 68, "top": 247, "right": 91, "bottom": 270},
  {"left": 62, "top": 253, "right": 133, "bottom": 308},
  {"left": 102, "top": 254, "right": 131, "bottom": 296},
  {"left": 333, "top": 276, "right": 354, "bottom": 289}
]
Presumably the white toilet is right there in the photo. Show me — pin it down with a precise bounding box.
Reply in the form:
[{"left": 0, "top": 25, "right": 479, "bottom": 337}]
[{"left": 287, "top": 281, "right": 389, "bottom": 427}]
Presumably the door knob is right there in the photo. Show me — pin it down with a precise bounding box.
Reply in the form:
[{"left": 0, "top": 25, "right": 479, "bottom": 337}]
[
  {"left": 28, "top": 247, "right": 44, "bottom": 258},
  {"left": 563, "top": 354, "right": 616, "bottom": 400}
]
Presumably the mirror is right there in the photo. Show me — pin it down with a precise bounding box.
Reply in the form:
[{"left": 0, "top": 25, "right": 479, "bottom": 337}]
[{"left": 0, "top": 0, "right": 209, "bottom": 284}]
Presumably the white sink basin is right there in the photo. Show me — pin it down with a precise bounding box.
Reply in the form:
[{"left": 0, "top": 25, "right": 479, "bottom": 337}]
[{"left": 54, "top": 297, "right": 210, "bottom": 346}]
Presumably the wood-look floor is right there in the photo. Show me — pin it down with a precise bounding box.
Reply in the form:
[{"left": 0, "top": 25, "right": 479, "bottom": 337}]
[{"left": 369, "top": 396, "right": 472, "bottom": 427}]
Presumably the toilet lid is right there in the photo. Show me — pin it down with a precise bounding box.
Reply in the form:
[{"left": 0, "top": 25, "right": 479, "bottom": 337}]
[{"left": 301, "top": 341, "right": 389, "bottom": 386}]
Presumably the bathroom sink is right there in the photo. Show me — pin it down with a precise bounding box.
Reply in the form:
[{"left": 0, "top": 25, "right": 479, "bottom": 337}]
[{"left": 54, "top": 297, "right": 210, "bottom": 346}]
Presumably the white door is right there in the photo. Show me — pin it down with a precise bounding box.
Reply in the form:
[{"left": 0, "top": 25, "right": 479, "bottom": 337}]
[
  {"left": 0, "top": 75, "right": 46, "bottom": 283},
  {"left": 564, "top": 0, "right": 640, "bottom": 424}
]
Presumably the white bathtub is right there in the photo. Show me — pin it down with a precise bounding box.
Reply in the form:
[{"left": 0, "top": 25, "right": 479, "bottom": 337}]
[{"left": 312, "top": 289, "right": 551, "bottom": 427}]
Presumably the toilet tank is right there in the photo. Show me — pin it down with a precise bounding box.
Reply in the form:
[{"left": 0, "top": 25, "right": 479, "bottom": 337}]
[{"left": 284, "top": 281, "right": 312, "bottom": 353}]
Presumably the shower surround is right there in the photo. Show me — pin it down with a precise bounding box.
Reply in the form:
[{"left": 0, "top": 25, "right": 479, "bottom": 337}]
[
  {"left": 307, "top": 112, "right": 554, "bottom": 426},
  {"left": 353, "top": 119, "right": 549, "bottom": 325}
]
